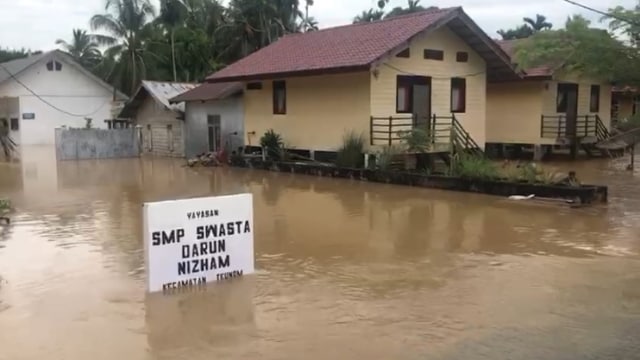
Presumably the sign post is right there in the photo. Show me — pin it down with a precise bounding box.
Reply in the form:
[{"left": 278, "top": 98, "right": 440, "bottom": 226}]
[{"left": 143, "top": 193, "right": 254, "bottom": 293}]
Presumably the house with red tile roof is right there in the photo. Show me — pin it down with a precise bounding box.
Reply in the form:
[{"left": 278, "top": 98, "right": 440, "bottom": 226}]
[
  {"left": 199, "top": 7, "right": 522, "bottom": 156},
  {"left": 485, "top": 38, "right": 613, "bottom": 158}
]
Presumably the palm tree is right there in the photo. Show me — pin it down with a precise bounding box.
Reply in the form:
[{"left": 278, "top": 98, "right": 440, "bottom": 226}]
[
  {"left": 524, "top": 14, "right": 552, "bottom": 32},
  {"left": 353, "top": 9, "right": 384, "bottom": 23},
  {"left": 159, "top": 0, "right": 186, "bottom": 81},
  {"left": 55, "top": 29, "right": 102, "bottom": 69},
  {"left": 90, "top": 0, "right": 157, "bottom": 95},
  {"left": 385, "top": 0, "right": 433, "bottom": 19}
]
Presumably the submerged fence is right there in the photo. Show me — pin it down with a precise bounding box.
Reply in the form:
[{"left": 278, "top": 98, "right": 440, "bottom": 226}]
[{"left": 55, "top": 128, "right": 141, "bottom": 160}]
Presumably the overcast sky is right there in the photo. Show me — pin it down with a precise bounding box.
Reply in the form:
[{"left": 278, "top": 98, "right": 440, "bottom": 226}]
[{"left": 0, "top": 0, "right": 635, "bottom": 51}]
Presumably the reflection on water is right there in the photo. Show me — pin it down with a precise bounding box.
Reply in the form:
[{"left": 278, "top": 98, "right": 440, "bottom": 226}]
[{"left": 1, "top": 147, "right": 640, "bottom": 359}]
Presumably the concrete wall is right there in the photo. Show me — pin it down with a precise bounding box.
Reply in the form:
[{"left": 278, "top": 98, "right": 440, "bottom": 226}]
[
  {"left": 135, "top": 96, "right": 185, "bottom": 157},
  {"left": 184, "top": 96, "right": 244, "bottom": 159},
  {"left": 0, "top": 53, "right": 120, "bottom": 145},
  {"left": 371, "top": 26, "right": 488, "bottom": 149},
  {"left": 55, "top": 128, "right": 141, "bottom": 160}
]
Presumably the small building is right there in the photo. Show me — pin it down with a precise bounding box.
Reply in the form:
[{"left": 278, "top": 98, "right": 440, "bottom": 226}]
[
  {"left": 169, "top": 82, "right": 244, "bottom": 159},
  {"left": 486, "top": 39, "right": 613, "bottom": 158},
  {"left": 118, "top": 80, "right": 197, "bottom": 157},
  {"left": 611, "top": 86, "right": 639, "bottom": 126},
  {"left": 202, "top": 7, "right": 520, "bottom": 157},
  {"left": 0, "top": 50, "right": 127, "bottom": 145}
]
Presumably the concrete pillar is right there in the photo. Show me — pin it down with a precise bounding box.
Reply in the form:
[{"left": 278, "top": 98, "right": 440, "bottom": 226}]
[{"left": 533, "top": 145, "right": 544, "bottom": 161}]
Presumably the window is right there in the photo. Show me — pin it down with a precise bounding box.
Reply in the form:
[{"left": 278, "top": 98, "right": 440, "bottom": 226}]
[
  {"left": 456, "top": 52, "right": 469, "bottom": 62},
  {"left": 590, "top": 85, "right": 600, "bottom": 112},
  {"left": 247, "top": 82, "right": 263, "bottom": 90},
  {"left": 55, "top": 61, "right": 62, "bottom": 71},
  {"left": 556, "top": 83, "right": 575, "bottom": 113},
  {"left": 423, "top": 49, "right": 444, "bottom": 61},
  {"left": 450, "top": 78, "right": 466, "bottom": 113},
  {"left": 396, "top": 48, "right": 410, "bottom": 58},
  {"left": 10, "top": 118, "right": 19, "bottom": 131},
  {"left": 167, "top": 124, "right": 174, "bottom": 152},
  {"left": 207, "top": 115, "right": 221, "bottom": 152},
  {"left": 273, "top": 80, "right": 286, "bottom": 114},
  {"left": 46, "top": 61, "right": 54, "bottom": 71}
]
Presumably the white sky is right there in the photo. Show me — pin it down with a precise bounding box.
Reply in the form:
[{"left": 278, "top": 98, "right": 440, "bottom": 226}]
[{"left": 0, "top": 0, "right": 634, "bottom": 51}]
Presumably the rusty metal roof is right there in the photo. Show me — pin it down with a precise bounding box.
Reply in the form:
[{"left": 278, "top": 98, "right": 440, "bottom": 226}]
[{"left": 119, "top": 80, "right": 197, "bottom": 118}]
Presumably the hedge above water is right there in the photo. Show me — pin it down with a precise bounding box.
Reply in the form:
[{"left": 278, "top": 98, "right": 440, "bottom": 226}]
[{"left": 229, "top": 157, "right": 608, "bottom": 205}]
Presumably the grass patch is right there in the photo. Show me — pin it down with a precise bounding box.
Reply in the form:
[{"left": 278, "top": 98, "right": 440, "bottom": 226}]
[{"left": 336, "top": 131, "right": 365, "bottom": 168}]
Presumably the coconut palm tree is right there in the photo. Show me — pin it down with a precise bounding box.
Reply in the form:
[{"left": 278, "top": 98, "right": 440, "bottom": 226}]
[
  {"left": 55, "top": 29, "right": 102, "bottom": 69},
  {"left": 159, "top": 0, "right": 187, "bottom": 81},
  {"left": 524, "top": 14, "right": 553, "bottom": 32},
  {"left": 353, "top": 9, "right": 384, "bottom": 23},
  {"left": 90, "top": 0, "right": 157, "bottom": 95}
]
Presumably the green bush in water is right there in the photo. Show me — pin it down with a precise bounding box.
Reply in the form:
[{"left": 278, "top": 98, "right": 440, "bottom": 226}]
[
  {"left": 260, "top": 129, "right": 284, "bottom": 160},
  {"left": 336, "top": 131, "right": 365, "bottom": 168},
  {"left": 397, "top": 128, "right": 431, "bottom": 153},
  {"left": 616, "top": 113, "right": 640, "bottom": 132},
  {"left": 450, "top": 152, "right": 499, "bottom": 180},
  {"left": 375, "top": 145, "right": 403, "bottom": 170}
]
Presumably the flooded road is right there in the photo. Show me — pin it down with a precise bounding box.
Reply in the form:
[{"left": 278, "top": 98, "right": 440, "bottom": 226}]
[{"left": 1, "top": 147, "right": 640, "bottom": 359}]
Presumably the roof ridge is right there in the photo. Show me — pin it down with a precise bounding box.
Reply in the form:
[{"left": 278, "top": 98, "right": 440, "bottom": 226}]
[{"left": 283, "top": 6, "right": 459, "bottom": 38}]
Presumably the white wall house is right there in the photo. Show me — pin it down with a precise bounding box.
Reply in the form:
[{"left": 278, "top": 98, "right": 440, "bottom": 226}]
[
  {"left": 169, "top": 82, "right": 244, "bottom": 159},
  {"left": 118, "top": 81, "right": 197, "bottom": 158},
  {"left": 0, "top": 50, "right": 127, "bottom": 145}
]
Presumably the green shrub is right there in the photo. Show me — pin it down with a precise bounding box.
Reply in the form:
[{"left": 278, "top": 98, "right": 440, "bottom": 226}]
[
  {"left": 260, "top": 129, "right": 284, "bottom": 160},
  {"left": 397, "top": 128, "right": 431, "bottom": 153},
  {"left": 375, "top": 145, "right": 403, "bottom": 170},
  {"left": 616, "top": 113, "right": 640, "bottom": 132},
  {"left": 450, "top": 152, "right": 499, "bottom": 180},
  {"left": 0, "top": 199, "right": 11, "bottom": 212},
  {"left": 336, "top": 131, "right": 365, "bottom": 168}
]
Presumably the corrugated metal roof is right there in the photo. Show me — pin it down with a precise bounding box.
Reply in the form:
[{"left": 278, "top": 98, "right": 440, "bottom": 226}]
[
  {"left": 169, "top": 82, "right": 243, "bottom": 103},
  {"left": 118, "top": 80, "right": 197, "bottom": 119},
  {"left": 140, "top": 80, "right": 197, "bottom": 112}
]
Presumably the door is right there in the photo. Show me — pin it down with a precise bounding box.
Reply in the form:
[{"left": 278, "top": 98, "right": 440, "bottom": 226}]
[
  {"left": 412, "top": 83, "right": 431, "bottom": 129},
  {"left": 559, "top": 83, "right": 579, "bottom": 138},
  {"left": 207, "top": 115, "right": 221, "bottom": 152}
]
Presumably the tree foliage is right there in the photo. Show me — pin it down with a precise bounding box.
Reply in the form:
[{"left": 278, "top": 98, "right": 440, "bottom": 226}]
[
  {"left": 354, "top": 0, "right": 433, "bottom": 24},
  {"left": 514, "top": 9, "right": 640, "bottom": 85},
  {"left": 498, "top": 14, "right": 552, "bottom": 40}
]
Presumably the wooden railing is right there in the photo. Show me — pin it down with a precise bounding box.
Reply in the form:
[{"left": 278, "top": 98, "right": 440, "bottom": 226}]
[
  {"left": 369, "top": 114, "right": 483, "bottom": 156},
  {"left": 595, "top": 114, "right": 611, "bottom": 142},
  {"left": 540, "top": 115, "right": 602, "bottom": 138}
]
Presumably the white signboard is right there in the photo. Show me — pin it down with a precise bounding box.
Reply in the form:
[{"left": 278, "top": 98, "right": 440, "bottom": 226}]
[{"left": 143, "top": 193, "right": 254, "bottom": 293}]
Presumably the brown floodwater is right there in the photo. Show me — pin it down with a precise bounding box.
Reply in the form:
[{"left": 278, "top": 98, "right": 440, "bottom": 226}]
[{"left": 1, "top": 146, "right": 640, "bottom": 360}]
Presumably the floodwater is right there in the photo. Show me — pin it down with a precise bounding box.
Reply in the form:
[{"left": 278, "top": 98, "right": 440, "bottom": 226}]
[{"left": 1, "top": 146, "right": 640, "bottom": 360}]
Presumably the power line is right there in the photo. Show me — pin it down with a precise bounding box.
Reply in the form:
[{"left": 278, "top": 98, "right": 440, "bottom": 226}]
[
  {"left": 562, "top": 0, "right": 640, "bottom": 27},
  {"left": 0, "top": 63, "right": 111, "bottom": 118}
]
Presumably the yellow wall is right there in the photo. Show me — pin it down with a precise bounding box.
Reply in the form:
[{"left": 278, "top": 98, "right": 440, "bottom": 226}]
[
  {"left": 243, "top": 72, "right": 370, "bottom": 151},
  {"left": 542, "top": 76, "right": 612, "bottom": 129},
  {"left": 486, "top": 81, "right": 544, "bottom": 144},
  {"left": 371, "top": 26, "right": 487, "bottom": 148},
  {"left": 486, "top": 75, "right": 613, "bottom": 145}
]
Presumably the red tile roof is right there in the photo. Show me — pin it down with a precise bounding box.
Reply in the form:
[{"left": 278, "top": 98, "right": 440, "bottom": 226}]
[
  {"left": 169, "top": 82, "right": 243, "bottom": 103},
  {"left": 207, "top": 7, "right": 519, "bottom": 83},
  {"left": 495, "top": 39, "right": 554, "bottom": 78}
]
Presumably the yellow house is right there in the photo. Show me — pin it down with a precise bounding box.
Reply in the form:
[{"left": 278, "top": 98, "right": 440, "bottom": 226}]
[
  {"left": 203, "top": 7, "right": 520, "bottom": 158},
  {"left": 486, "top": 39, "right": 613, "bottom": 158},
  {"left": 611, "top": 86, "right": 639, "bottom": 125}
]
